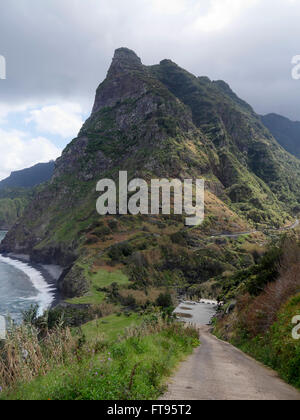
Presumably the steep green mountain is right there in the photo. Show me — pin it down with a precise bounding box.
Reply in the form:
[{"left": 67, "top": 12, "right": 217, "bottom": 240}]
[
  {"left": 0, "top": 162, "right": 55, "bottom": 229},
  {"left": 261, "top": 113, "right": 300, "bottom": 159},
  {"left": 2, "top": 48, "right": 300, "bottom": 299},
  {"left": 150, "top": 61, "right": 300, "bottom": 216},
  {"left": 0, "top": 161, "right": 55, "bottom": 190}
]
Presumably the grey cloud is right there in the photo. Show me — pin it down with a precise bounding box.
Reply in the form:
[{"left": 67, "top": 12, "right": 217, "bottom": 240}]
[{"left": 0, "top": 0, "right": 300, "bottom": 119}]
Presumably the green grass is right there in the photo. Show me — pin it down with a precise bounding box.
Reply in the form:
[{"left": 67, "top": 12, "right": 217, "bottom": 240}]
[
  {"left": 234, "top": 294, "right": 300, "bottom": 390},
  {"left": 67, "top": 269, "right": 130, "bottom": 305},
  {"left": 82, "top": 313, "right": 142, "bottom": 342},
  {"left": 1, "top": 323, "right": 199, "bottom": 400}
]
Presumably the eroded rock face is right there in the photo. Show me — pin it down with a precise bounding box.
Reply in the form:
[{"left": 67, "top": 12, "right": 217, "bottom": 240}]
[
  {"left": 53, "top": 136, "right": 112, "bottom": 182},
  {"left": 58, "top": 264, "right": 90, "bottom": 298},
  {"left": 92, "top": 48, "right": 146, "bottom": 114}
]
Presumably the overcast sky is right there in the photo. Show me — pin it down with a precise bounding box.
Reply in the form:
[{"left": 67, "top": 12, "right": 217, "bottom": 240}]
[{"left": 0, "top": 0, "right": 300, "bottom": 180}]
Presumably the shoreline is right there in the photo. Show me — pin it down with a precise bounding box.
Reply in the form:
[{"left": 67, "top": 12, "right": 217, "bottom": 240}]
[{"left": 0, "top": 252, "right": 63, "bottom": 309}]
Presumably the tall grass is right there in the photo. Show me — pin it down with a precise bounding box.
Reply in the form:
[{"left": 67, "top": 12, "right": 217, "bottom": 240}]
[
  {"left": 0, "top": 324, "right": 78, "bottom": 389},
  {"left": 0, "top": 312, "right": 199, "bottom": 400},
  {"left": 238, "top": 295, "right": 300, "bottom": 389},
  {"left": 237, "top": 238, "right": 300, "bottom": 337}
]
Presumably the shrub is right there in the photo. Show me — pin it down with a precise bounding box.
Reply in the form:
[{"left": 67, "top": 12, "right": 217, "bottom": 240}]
[
  {"left": 236, "top": 238, "right": 300, "bottom": 337},
  {"left": 108, "top": 219, "right": 119, "bottom": 231},
  {"left": 85, "top": 235, "right": 99, "bottom": 245},
  {"left": 93, "top": 225, "right": 111, "bottom": 238},
  {"left": 108, "top": 242, "right": 133, "bottom": 261},
  {"left": 155, "top": 293, "right": 173, "bottom": 309}
]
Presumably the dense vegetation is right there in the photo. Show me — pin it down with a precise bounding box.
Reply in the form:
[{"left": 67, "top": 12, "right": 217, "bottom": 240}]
[
  {"left": 0, "top": 189, "right": 32, "bottom": 229},
  {"left": 236, "top": 294, "right": 300, "bottom": 389},
  {"left": 262, "top": 113, "right": 300, "bottom": 160},
  {"left": 216, "top": 239, "right": 284, "bottom": 300},
  {"left": 0, "top": 198, "right": 29, "bottom": 229}
]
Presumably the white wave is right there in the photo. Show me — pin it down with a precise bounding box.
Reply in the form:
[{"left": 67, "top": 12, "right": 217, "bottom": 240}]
[{"left": 0, "top": 255, "right": 55, "bottom": 315}]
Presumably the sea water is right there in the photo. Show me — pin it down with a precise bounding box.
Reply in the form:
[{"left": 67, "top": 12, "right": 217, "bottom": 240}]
[{"left": 0, "top": 231, "right": 55, "bottom": 322}]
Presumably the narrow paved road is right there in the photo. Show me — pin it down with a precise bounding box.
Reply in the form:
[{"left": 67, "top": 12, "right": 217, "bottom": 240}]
[
  {"left": 210, "top": 218, "right": 299, "bottom": 239},
  {"left": 162, "top": 326, "right": 300, "bottom": 400}
]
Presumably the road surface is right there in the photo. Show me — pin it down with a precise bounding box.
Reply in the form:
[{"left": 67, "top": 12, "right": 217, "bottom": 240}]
[
  {"left": 210, "top": 219, "right": 299, "bottom": 239},
  {"left": 162, "top": 326, "right": 300, "bottom": 400}
]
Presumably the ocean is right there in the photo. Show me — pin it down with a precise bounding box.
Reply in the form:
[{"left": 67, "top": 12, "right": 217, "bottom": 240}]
[{"left": 0, "top": 231, "right": 56, "bottom": 322}]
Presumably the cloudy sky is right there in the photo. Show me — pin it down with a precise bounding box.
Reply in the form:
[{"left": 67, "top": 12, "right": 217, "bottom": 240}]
[{"left": 0, "top": 0, "right": 299, "bottom": 180}]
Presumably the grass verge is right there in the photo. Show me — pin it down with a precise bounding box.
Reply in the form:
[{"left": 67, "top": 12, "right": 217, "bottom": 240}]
[
  {"left": 0, "top": 315, "right": 199, "bottom": 400},
  {"left": 215, "top": 293, "right": 300, "bottom": 390},
  {"left": 236, "top": 294, "right": 300, "bottom": 389},
  {"left": 81, "top": 313, "right": 142, "bottom": 342}
]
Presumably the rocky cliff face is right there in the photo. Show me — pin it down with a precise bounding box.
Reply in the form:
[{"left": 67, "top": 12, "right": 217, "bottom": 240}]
[
  {"left": 92, "top": 48, "right": 146, "bottom": 114},
  {"left": 2, "top": 48, "right": 300, "bottom": 277}
]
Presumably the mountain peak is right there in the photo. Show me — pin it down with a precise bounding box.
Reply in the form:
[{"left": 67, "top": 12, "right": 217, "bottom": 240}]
[
  {"left": 108, "top": 47, "right": 143, "bottom": 77},
  {"left": 113, "top": 47, "right": 141, "bottom": 62},
  {"left": 91, "top": 48, "right": 145, "bottom": 114}
]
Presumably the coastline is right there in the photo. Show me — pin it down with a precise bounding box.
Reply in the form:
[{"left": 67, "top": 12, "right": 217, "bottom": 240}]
[{"left": 0, "top": 252, "right": 63, "bottom": 309}]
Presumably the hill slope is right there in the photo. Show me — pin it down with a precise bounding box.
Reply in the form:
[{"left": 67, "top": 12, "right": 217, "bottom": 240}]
[
  {"left": 0, "top": 161, "right": 55, "bottom": 190},
  {"left": 262, "top": 113, "right": 300, "bottom": 160}
]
